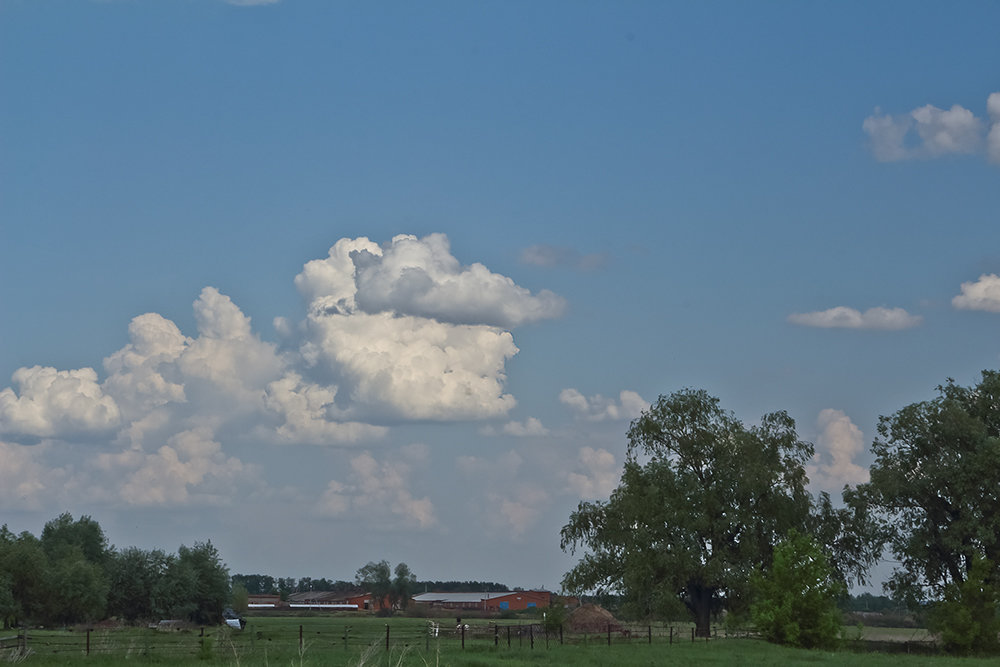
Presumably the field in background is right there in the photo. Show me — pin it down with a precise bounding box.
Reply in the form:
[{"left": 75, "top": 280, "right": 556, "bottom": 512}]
[{"left": 0, "top": 615, "right": 986, "bottom": 666}]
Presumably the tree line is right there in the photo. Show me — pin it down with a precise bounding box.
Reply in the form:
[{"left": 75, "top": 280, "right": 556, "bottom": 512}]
[
  {"left": 0, "top": 514, "right": 228, "bottom": 628},
  {"left": 230, "top": 573, "right": 509, "bottom": 598},
  {"left": 561, "top": 371, "right": 1000, "bottom": 654}
]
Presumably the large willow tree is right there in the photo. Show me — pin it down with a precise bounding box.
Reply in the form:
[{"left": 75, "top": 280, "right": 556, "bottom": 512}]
[{"left": 561, "top": 389, "right": 815, "bottom": 637}]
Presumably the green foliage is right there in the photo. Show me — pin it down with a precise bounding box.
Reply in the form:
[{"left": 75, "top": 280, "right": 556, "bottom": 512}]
[
  {"left": 106, "top": 547, "right": 170, "bottom": 622},
  {"left": 40, "top": 513, "right": 109, "bottom": 566},
  {"left": 858, "top": 371, "right": 1000, "bottom": 605},
  {"left": 750, "top": 531, "right": 845, "bottom": 649},
  {"left": 561, "top": 389, "right": 816, "bottom": 636},
  {"left": 230, "top": 581, "right": 249, "bottom": 615},
  {"left": 356, "top": 560, "right": 393, "bottom": 610},
  {"left": 177, "top": 541, "right": 230, "bottom": 625},
  {"left": 929, "top": 555, "right": 1000, "bottom": 655},
  {"left": 392, "top": 563, "right": 416, "bottom": 610},
  {"left": 0, "top": 516, "right": 235, "bottom": 629},
  {"left": 541, "top": 597, "right": 568, "bottom": 633}
]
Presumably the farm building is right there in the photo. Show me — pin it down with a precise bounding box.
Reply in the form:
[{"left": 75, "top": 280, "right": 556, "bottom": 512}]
[
  {"left": 411, "top": 590, "right": 556, "bottom": 611},
  {"left": 286, "top": 590, "right": 371, "bottom": 610},
  {"left": 247, "top": 594, "right": 282, "bottom": 609}
]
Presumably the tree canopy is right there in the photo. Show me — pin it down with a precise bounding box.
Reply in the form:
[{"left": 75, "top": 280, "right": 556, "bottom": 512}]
[
  {"left": 858, "top": 371, "right": 1000, "bottom": 603},
  {"left": 561, "top": 389, "right": 817, "bottom": 636}
]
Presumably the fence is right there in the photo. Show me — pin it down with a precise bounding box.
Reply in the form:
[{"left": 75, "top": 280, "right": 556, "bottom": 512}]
[{"left": 0, "top": 620, "right": 743, "bottom": 661}]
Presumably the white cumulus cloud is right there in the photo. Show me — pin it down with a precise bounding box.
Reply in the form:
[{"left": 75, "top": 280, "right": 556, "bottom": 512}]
[
  {"left": 952, "top": 274, "right": 1000, "bottom": 313},
  {"left": 807, "top": 409, "right": 869, "bottom": 490},
  {"left": 863, "top": 92, "right": 1000, "bottom": 163},
  {"left": 559, "top": 388, "right": 647, "bottom": 421},
  {"left": 291, "top": 234, "right": 565, "bottom": 421},
  {"left": 788, "top": 306, "right": 921, "bottom": 330},
  {"left": 0, "top": 366, "right": 121, "bottom": 439}
]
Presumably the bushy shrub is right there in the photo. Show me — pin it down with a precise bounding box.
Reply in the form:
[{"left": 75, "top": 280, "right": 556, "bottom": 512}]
[
  {"left": 929, "top": 556, "right": 1000, "bottom": 655},
  {"left": 750, "top": 531, "right": 844, "bottom": 650}
]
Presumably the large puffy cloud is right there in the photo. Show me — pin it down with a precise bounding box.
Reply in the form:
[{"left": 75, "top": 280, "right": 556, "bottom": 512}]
[
  {"left": 952, "top": 274, "right": 1000, "bottom": 313},
  {"left": 0, "top": 366, "right": 120, "bottom": 440},
  {"left": 807, "top": 409, "right": 869, "bottom": 490},
  {"left": 178, "top": 288, "right": 285, "bottom": 405},
  {"left": 264, "top": 372, "right": 387, "bottom": 444},
  {"left": 292, "top": 234, "right": 565, "bottom": 421},
  {"left": 351, "top": 234, "right": 566, "bottom": 327},
  {"left": 559, "top": 388, "right": 646, "bottom": 421},
  {"left": 316, "top": 449, "right": 435, "bottom": 529},
  {"left": 863, "top": 93, "right": 1000, "bottom": 163},
  {"left": 103, "top": 313, "right": 189, "bottom": 420},
  {"left": 788, "top": 306, "right": 921, "bottom": 330},
  {"left": 303, "top": 312, "right": 517, "bottom": 420}
]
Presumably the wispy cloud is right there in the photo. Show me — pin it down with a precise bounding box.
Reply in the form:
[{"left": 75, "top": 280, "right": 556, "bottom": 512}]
[
  {"left": 863, "top": 92, "right": 1000, "bottom": 164},
  {"left": 788, "top": 306, "right": 921, "bottom": 330},
  {"left": 559, "top": 388, "right": 646, "bottom": 421},
  {"left": 223, "top": 0, "right": 281, "bottom": 6},
  {"left": 519, "top": 244, "right": 609, "bottom": 271}
]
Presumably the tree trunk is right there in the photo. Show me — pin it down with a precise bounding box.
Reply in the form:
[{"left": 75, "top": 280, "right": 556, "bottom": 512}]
[{"left": 687, "top": 583, "right": 713, "bottom": 638}]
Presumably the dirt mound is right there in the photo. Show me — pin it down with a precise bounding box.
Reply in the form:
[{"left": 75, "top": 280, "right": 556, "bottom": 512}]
[{"left": 566, "top": 604, "right": 621, "bottom": 633}]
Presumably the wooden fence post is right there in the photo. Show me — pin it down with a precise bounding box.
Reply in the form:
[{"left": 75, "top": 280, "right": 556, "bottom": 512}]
[
  {"left": 494, "top": 624, "right": 498, "bottom": 647},
  {"left": 299, "top": 624, "right": 303, "bottom": 652},
  {"left": 559, "top": 624, "right": 563, "bottom": 645},
  {"left": 507, "top": 625, "right": 511, "bottom": 648},
  {"left": 669, "top": 626, "right": 673, "bottom": 644},
  {"left": 529, "top": 624, "right": 534, "bottom": 650},
  {"left": 461, "top": 623, "right": 465, "bottom": 650},
  {"left": 385, "top": 624, "right": 390, "bottom": 651},
  {"left": 86, "top": 628, "right": 91, "bottom": 656},
  {"left": 607, "top": 624, "right": 611, "bottom": 646},
  {"left": 648, "top": 625, "right": 652, "bottom": 644}
]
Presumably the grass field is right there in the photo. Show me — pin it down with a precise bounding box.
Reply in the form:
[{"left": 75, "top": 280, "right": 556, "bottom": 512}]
[{"left": 1, "top": 615, "right": 992, "bottom": 666}]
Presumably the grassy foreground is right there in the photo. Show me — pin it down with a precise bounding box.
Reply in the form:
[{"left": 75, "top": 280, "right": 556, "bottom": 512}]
[{"left": 1, "top": 615, "right": 990, "bottom": 666}]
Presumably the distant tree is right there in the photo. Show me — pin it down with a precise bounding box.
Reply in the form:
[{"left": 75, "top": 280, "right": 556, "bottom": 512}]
[
  {"left": 40, "top": 513, "right": 109, "bottom": 567},
  {"left": 561, "top": 389, "right": 817, "bottom": 636},
  {"left": 277, "top": 577, "right": 297, "bottom": 601},
  {"left": 0, "top": 574, "right": 15, "bottom": 630},
  {"left": 0, "top": 529, "right": 50, "bottom": 624},
  {"left": 178, "top": 542, "right": 230, "bottom": 625},
  {"left": 107, "top": 547, "right": 170, "bottom": 622},
  {"left": 230, "top": 582, "right": 250, "bottom": 615},
  {"left": 45, "top": 556, "right": 108, "bottom": 625},
  {"left": 751, "top": 531, "right": 845, "bottom": 649},
  {"left": 857, "top": 372, "right": 1000, "bottom": 609},
  {"left": 230, "top": 574, "right": 277, "bottom": 595},
  {"left": 392, "top": 563, "right": 416, "bottom": 610},
  {"left": 356, "top": 561, "right": 392, "bottom": 611},
  {"left": 153, "top": 553, "right": 197, "bottom": 621}
]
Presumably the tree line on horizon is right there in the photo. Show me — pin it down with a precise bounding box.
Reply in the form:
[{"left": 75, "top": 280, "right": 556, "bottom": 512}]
[
  {"left": 230, "top": 572, "right": 510, "bottom": 598},
  {"left": 561, "top": 370, "right": 1000, "bottom": 655},
  {"left": 0, "top": 514, "right": 228, "bottom": 629}
]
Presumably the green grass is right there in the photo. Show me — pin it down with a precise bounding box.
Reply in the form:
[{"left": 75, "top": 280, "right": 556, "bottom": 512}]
[{"left": 1, "top": 616, "right": 993, "bottom": 666}]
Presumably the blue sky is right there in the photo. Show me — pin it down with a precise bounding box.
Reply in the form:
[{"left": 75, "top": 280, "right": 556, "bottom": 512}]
[{"left": 2, "top": 0, "right": 1000, "bottom": 592}]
